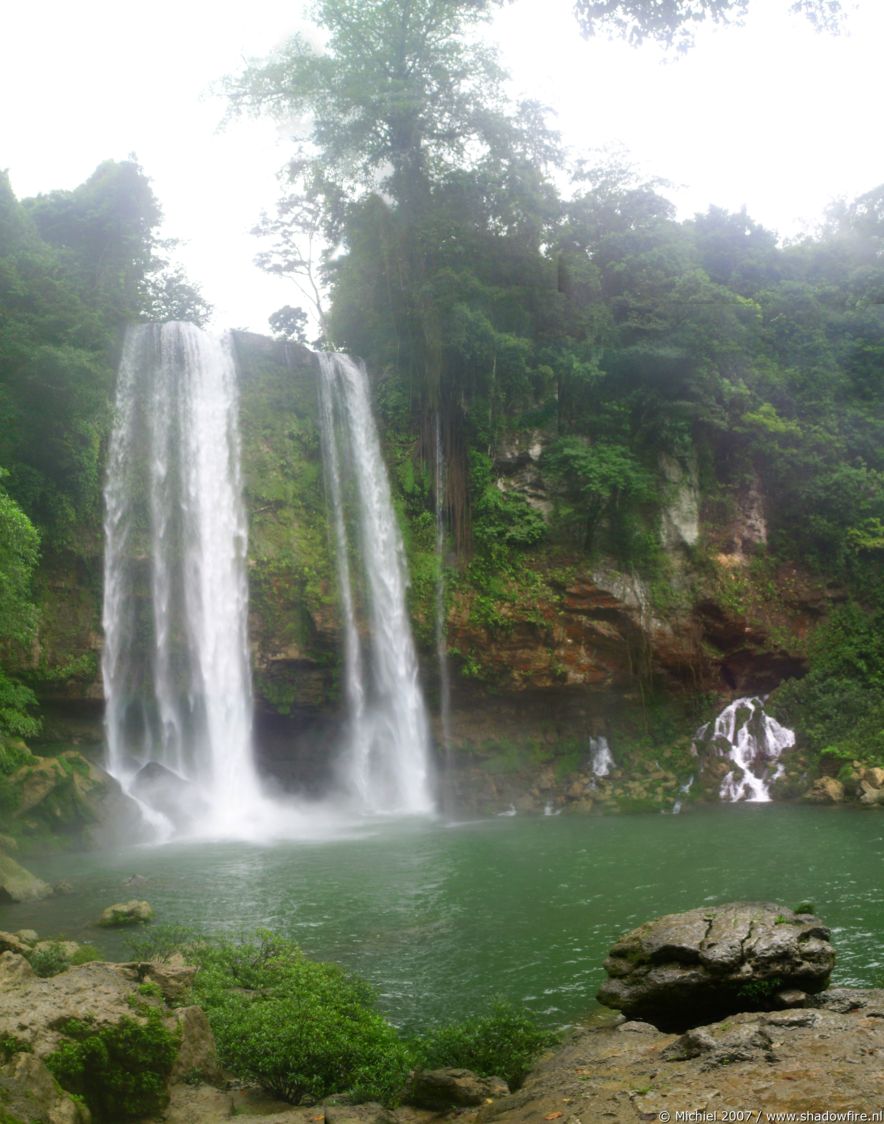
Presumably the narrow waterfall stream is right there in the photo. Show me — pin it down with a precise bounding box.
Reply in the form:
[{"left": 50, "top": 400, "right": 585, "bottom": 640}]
[
  {"left": 433, "top": 414, "right": 454, "bottom": 812},
  {"left": 317, "top": 353, "right": 434, "bottom": 814},
  {"left": 102, "top": 323, "right": 265, "bottom": 835}
]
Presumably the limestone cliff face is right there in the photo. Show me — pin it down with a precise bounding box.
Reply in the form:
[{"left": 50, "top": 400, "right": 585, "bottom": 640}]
[{"left": 446, "top": 445, "right": 828, "bottom": 702}]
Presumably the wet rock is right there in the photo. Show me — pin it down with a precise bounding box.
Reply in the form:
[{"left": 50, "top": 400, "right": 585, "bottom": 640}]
[
  {"left": 0, "top": 851, "right": 52, "bottom": 903},
  {"left": 408, "top": 1067, "right": 510, "bottom": 1108},
  {"left": 98, "top": 898, "right": 153, "bottom": 926},
  {"left": 131, "top": 760, "right": 210, "bottom": 828},
  {"left": 597, "top": 901, "right": 834, "bottom": 1031}
]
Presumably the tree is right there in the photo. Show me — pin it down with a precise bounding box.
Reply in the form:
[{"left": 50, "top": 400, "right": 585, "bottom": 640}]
[
  {"left": 573, "top": 0, "right": 844, "bottom": 50},
  {"left": 0, "top": 470, "right": 40, "bottom": 736},
  {"left": 227, "top": 0, "right": 561, "bottom": 547}
]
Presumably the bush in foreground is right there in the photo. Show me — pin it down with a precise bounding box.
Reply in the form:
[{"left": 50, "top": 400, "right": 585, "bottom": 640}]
[
  {"left": 189, "top": 931, "right": 412, "bottom": 1105},
  {"left": 412, "top": 1001, "right": 556, "bottom": 1089}
]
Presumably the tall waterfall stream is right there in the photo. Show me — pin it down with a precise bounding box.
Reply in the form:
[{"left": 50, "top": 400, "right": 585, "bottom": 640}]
[
  {"left": 317, "top": 353, "right": 434, "bottom": 814},
  {"left": 102, "top": 323, "right": 264, "bottom": 836}
]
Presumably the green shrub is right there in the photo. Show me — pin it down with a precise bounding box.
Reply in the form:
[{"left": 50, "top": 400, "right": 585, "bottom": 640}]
[
  {"left": 412, "top": 1001, "right": 555, "bottom": 1089},
  {"left": 190, "top": 931, "right": 412, "bottom": 1105},
  {"left": 26, "top": 942, "right": 70, "bottom": 978},
  {"left": 126, "top": 923, "right": 201, "bottom": 963},
  {"left": 69, "top": 943, "right": 101, "bottom": 966},
  {"left": 22, "top": 939, "right": 100, "bottom": 976},
  {"left": 45, "top": 1012, "right": 178, "bottom": 1122},
  {"left": 0, "top": 1034, "right": 31, "bottom": 1061}
]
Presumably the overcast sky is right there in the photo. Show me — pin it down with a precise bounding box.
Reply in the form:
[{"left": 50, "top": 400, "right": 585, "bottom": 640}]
[{"left": 2, "top": 0, "right": 881, "bottom": 332}]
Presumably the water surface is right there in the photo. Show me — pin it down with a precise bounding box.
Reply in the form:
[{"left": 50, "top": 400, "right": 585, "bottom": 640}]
[{"left": 3, "top": 805, "right": 881, "bottom": 1030}]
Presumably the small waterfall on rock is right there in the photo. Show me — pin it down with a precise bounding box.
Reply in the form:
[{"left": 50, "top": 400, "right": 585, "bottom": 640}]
[
  {"left": 671, "top": 775, "right": 694, "bottom": 815},
  {"left": 696, "top": 697, "right": 794, "bottom": 803},
  {"left": 589, "top": 735, "right": 615, "bottom": 778},
  {"left": 317, "top": 353, "right": 434, "bottom": 815},
  {"left": 102, "top": 322, "right": 264, "bottom": 835}
]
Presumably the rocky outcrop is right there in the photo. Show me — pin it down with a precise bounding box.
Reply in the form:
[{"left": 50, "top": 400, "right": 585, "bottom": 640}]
[
  {"left": 8, "top": 749, "right": 148, "bottom": 848},
  {"left": 0, "top": 951, "right": 220, "bottom": 1120},
  {"left": 407, "top": 1068, "right": 510, "bottom": 1109},
  {"left": 476, "top": 995, "right": 884, "bottom": 1124},
  {"left": 0, "top": 1049, "right": 89, "bottom": 1124},
  {"left": 597, "top": 902, "right": 835, "bottom": 1030}
]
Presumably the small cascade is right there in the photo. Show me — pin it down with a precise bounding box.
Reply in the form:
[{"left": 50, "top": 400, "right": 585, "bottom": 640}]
[
  {"left": 671, "top": 775, "right": 694, "bottom": 815},
  {"left": 589, "top": 735, "right": 615, "bottom": 778},
  {"left": 697, "top": 697, "right": 795, "bottom": 803},
  {"left": 102, "top": 323, "right": 264, "bottom": 835},
  {"left": 317, "top": 353, "right": 434, "bottom": 815},
  {"left": 433, "top": 414, "right": 455, "bottom": 811}
]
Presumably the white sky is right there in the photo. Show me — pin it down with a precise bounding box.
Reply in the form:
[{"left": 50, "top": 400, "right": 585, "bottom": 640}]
[{"left": 2, "top": 0, "right": 881, "bottom": 332}]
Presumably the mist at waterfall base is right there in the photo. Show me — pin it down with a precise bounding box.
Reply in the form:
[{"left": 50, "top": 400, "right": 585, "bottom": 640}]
[{"left": 102, "top": 325, "right": 432, "bottom": 842}]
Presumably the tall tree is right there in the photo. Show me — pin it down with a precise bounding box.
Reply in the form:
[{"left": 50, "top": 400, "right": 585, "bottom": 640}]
[
  {"left": 227, "top": 0, "right": 561, "bottom": 546},
  {"left": 573, "top": 0, "right": 844, "bottom": 49}
]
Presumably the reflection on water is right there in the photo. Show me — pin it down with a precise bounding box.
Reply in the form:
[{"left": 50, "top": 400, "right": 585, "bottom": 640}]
[{"left": 2, "top": 806, "right": 881, "bottom": 1030}]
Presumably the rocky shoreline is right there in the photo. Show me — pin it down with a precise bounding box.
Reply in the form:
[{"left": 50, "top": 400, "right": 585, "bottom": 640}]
[{"left": 1, "top": 902, "right": 882, "bottom": 1123}]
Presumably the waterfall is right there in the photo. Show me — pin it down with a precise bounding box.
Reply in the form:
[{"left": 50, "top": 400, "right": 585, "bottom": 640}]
[
  {"left": 697, "top": 697, "right": 794, "bottom": 803},
  {"left": 317, "top": 353, "right": 434, "bottom": 815},
  {"left": 589, "top": 735, "right": 615, "bottom": 778},
  {"left": 433, "top": 414, "right": 455, "bottom": 811},
  {"left": 671, "top": 775, "right": 694, "bottom": 815},
  {"left": 102, "top": 322, "right": 264, "bottom": 834}
]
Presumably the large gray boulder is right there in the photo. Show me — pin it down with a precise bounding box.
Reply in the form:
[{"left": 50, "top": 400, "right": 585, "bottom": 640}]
[{"left": 597, "top": 901, "right": 834, "bottom": 1031}]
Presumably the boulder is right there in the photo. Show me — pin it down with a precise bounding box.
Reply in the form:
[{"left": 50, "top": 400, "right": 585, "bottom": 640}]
[
  {"left": 803, "top": 776, "right": 845, "bottom": 803},
  {"left": 324, "top": 1104, "right": 399, "bottom": 1124},
  {"left": 0, "top": 931, "right": 30, "bottom": 956},
  {"left": 0, "top": 1050, "right": 89, "bottom": 1124},
  {"left": 170, "top": 1004, "right": 223, "bottom": 1084},
  {"left": 0, "top": 851, "right": 52, "bottom": 903},
  {"left": 131, "top": 761, "right": 210, "bottom": 829},
  {"left": 141, "top": 960, "right": 198, "bottom": 1004},
  {"left": 98, "top": 899, "right": 153, "bottom": 926},
  {"left": 597, "top": 901, "right": 834, "bottom": 1031},
  {"left": 407, "top": 1067, "right": 510, "bottom": 1109}
]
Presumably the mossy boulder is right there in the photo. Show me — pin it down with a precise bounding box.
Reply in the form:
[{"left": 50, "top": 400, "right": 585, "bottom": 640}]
[
  {"left": 0, "top": 852, "right": 51, "bottom": 904},
  {"left": 98, "top": 900, "right": 153, "bottom": 927}
]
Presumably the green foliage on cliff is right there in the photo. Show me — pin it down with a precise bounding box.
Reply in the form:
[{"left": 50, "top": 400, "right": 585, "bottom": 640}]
[
  {"left": 771, "top": 601, "right": 884, "bottom": 766},
  {"left": 0, "top": 161, "right": 208, "bottom": 706},
  {"left": 0, "top": 471, "right": 40, "bottom": 736}
]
